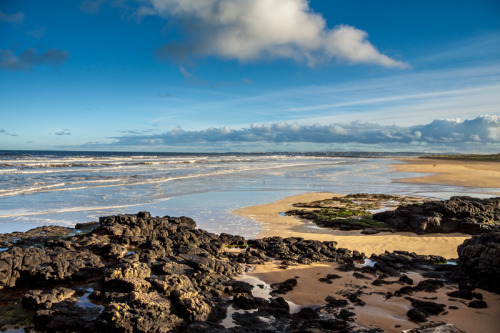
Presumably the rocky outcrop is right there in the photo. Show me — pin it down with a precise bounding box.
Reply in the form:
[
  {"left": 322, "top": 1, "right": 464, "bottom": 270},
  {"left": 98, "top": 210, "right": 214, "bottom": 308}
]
[
  {"left": 0, "top": 210, "right": 496, "bottom": 332},
  {"left": 0, "top": 212, "right": 250, "bottom": 332},
  {"left": 374, "top": 196, "right": 500, "bottom": 234},
  {"left": 287, "top": 195, "right": 499, "bottom": 235},
  {"left": 0, "top": 212, "right": 363, "bottom": 332},
  {"left": 457, "top": 231, "right": 500, "bottom": 293}
]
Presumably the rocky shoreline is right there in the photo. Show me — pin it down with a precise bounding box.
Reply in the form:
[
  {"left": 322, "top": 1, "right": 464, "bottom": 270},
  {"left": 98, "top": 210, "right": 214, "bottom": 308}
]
[
  {"left": 286, "top": 195, "right": 500, "bottom": 235},
  {"left": 0, "top": 198, "right": 499, "bottom": 332}
]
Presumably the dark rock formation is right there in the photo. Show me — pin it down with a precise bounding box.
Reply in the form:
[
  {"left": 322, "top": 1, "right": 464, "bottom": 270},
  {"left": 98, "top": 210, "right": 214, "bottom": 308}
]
[
  {"left": 374, "top": 196, "right": 500, "bottom": 234},
  {"left": 270, "top": 278, "right": 297, "bottom": 295},
  {"left": 0, "top": 212, "right": 365, "bottom": 332},
  {"left": 406, "top": 297, "right": 446, "bottom": 322},
  {"left": 457, "top": 231, "right": 500, "bottom": 293},
  {"left": 467, "top": 300, "right": 487, "bottom": 308},
  {"left": 0, "top": 209, "right": 497, "bottom": 332},
  {"left": 0, "top": 213, "right": 249, "bottom": 332}
]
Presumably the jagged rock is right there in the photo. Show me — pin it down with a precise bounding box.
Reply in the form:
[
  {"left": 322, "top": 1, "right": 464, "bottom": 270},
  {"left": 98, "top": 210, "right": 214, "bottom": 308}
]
[
  {"left": 399, "top": 274, "right": 414, "bottom": 285},
  {"left": 446, "top": 290, "right": 473, "bottom": 300},
  {"left": 171, "top": 290, "right": 212, "bottom": 322},
  {"left": 231, "top": 281, "right": 254, "bottom": 295},
  {"left": 270, "top": 278, "right": 297, "bottom": 295},
  {"left": 232, "top": 293, "right": 267, "bottom": 310},
  {"left": 293, "top": 307, "right": 320, "bottom": 321},
  {"left": 457, "top": 231, "right": 500, "bottom": 293},
  {"left": 407, "top": 308, "right": 428, "bottom": 323},
  {"left": 0, "top": 246, "right": 104, "bottom": 289},
  {"left": 0, "top": 209, "right": 496, "bottom": 332},
  {"left": 415, "top": 279, "right": 444, "bottom": 293},
  {"left": 22, "top": 288, "right": 76, "bottom": 310},
  {"left": 325, "top": 296, "right": 349, "bottom": 308},
  {"left": 374, "top": 196, "right": 500, "bottom": 234},
  {"left": 406, "top": 297, "right": 446, "bottom": 322},
  {"left": 468, "top": 300, "right": 487, "bottom": 308},
  {"left": 103, "top": 277, "right": 151, "bottom": 293}
]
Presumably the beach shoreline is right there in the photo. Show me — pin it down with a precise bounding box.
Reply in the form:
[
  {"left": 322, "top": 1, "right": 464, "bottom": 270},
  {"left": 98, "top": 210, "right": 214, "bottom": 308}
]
[
  {"left": 392, "top": 158, "right": 500, "bottom": 193},
  {"left": 232, "top": 159, "right": 500, "bottom": 332},
  {"left": 233, "top": 157, "right": 500, "bottom": 257},
  {"left": 233, "top": 192, "right": 470, "bottom": 259}
]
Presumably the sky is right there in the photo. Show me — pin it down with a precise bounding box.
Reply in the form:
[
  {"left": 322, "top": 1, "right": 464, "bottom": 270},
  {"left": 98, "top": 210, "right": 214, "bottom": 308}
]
[{"left": 1, "top": 0, "right": 499, "bottom": 153}]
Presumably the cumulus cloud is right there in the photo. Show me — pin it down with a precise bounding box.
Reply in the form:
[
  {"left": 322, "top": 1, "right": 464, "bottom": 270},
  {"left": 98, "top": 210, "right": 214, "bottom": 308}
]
[
  {"left": 0, "top": 47, "right": 70, "bottom": 71},
  {"left": 0, "top": 129, "right": 17, "bottom": 137},
  {"left": 108, "top": 115, "right": 500, "bottom": 148},
  {"left": 412, "top": 115, "right": 500, "bottom": 143},
  {"left": 147, "top": 0, "right": 407, "bottom": 68},
  {"left": 54, "top": 130, "right": 71, "bottom": 136},
  {"left": 0, "top": 9, "right": 24, "bottom": 24}
]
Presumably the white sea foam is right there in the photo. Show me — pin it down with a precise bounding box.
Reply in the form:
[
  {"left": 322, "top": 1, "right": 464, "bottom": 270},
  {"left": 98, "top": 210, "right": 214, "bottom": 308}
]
[
  {"left": 1, "top": 152, "right": 491, "bottom": 235},
  {"left": 0, "top": 197, "right": 172, "bottom": 218},
  {"left": 0, "top": 159, "right": 335, "bottom": 197}
]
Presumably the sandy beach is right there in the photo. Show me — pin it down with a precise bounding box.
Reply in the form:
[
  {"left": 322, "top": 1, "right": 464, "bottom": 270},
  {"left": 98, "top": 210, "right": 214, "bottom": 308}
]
[
  {"left": 234, "top": 158, "right": 500, "bottom": 258},
  {"left": 233, "top": 192, "right": 469, "bottom": 259},
  {"left": 392, "top": 158, "right": 500, "bottom": 193},
  {"left": 232, "top": 158, "right": 500, "bottom": 332},
  {"left": 247, "top": 261, "right": 500, "bottom": 333}
]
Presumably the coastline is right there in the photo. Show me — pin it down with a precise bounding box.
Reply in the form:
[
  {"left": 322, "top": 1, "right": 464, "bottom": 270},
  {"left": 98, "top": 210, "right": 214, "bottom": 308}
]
[
  {"left": 1, "top": 156, "right": 499, "bottom": 331},
  {"left": 233, "top": 192, "right": 469, "bottom": 259},
  {"left": 392, "top": 158, "right": 500, "bottom": 193},
  {"left": 231, "top": 158, "right": 500, "bottom": 332},
  {"left": 233, "top": 157, "right": 500, "bottom": 258}
]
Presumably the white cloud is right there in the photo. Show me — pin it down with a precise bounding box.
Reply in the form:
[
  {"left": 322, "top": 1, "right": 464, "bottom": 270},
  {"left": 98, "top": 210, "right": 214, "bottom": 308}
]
[
  {"left": 106, "top": 116, "right": 500, "bottom": 151},
  {"left": 149, "top": 0, "right": 407, "bottom": 68},
  {"left": 412, "top": 115, "right": 500, "bottom": 143}
]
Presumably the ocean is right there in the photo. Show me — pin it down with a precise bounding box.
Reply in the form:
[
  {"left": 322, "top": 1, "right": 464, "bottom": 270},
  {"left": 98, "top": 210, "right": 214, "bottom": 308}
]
[{"left": 0, "top": 150, "right": 492, "bottom": 236}]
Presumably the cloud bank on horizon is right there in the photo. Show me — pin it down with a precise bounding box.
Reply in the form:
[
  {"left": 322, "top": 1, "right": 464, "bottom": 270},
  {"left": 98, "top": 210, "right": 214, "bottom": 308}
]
[
  {"left": 149, "top": 0, "right": 407, "bottom": 68},
  {"left": 94, "top": 115, "right": 499, "bottom": 152}
]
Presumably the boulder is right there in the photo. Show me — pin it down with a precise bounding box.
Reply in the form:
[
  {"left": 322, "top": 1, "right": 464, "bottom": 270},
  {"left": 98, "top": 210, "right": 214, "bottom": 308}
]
[
  {"left": 457, "top": 232, "right": 500, "bottom": 293},
  {"left": 374, "top": 197, "right": 500, "bottom": 234}
]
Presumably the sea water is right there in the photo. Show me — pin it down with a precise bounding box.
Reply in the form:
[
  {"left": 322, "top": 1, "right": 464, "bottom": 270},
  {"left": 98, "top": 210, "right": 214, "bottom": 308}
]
[{"left": 0, "top": 151, "right": 493, "bottom": 236}]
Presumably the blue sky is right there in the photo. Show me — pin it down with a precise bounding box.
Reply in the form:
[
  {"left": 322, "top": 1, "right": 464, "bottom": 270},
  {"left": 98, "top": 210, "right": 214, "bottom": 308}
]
[{"left": 1, "top": 0, "right": 499, "bottom": 152}]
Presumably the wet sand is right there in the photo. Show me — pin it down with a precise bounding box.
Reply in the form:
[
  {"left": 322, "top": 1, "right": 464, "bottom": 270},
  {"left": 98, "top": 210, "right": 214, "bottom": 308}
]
[
  {"left": 232, "top": 158, "right": 499, "bottom": 332},
  {"left": 247, "top": 261, "right": 500, "bottom": 333},
  {"left": 393, "top": 158, "right": 500, "bottom": 193},
  {"left": 233, "top": 192, "right": 469, "bottom": 259}
]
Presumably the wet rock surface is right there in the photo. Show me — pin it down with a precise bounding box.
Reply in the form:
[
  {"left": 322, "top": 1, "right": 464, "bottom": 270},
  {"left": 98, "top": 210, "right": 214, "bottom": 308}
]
[
  {"left": 457, "top": 231, "right": 500, "bottom": 293},
  {"left": 0, "top": 210, "right": 498, "bottom": 332},
  {"left": 374, "top": 196, "right": 500, "bottom": 234},
  {"left": 0, "top": 212, "right": 359, "bottom": 332},
  {"left": 286, "top": 193, "right": 427, "bottom": 232},
  {"left": 286, "top": 194, "right": 499, "bottom": 235}
]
